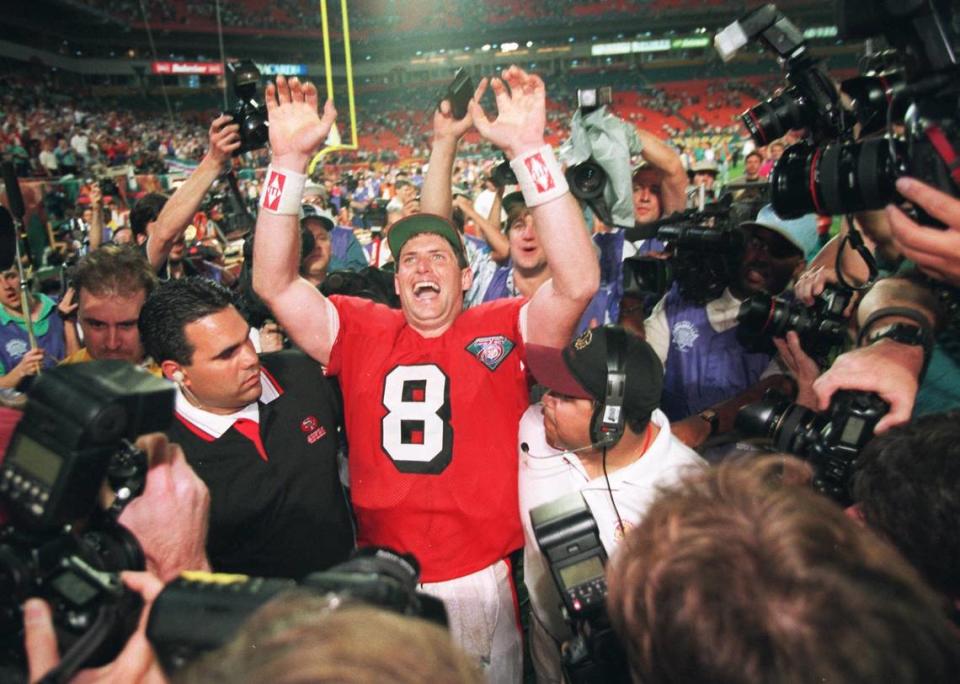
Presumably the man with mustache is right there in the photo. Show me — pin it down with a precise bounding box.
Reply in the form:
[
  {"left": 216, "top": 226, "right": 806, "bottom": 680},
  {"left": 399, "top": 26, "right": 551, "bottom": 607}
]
[
  {"left": 643, "top": 205, "right": 817, "bottom": 436},
  {"left": 138, "top": 277, "right": 354, "bottom": 578}
]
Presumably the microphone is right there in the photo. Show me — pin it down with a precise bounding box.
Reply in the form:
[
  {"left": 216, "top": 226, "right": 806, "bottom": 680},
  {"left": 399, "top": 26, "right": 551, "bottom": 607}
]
[
  {"left": 520, "top": 441, "right": 595, "bottom": 459},
  {"left": 1, "top": 161, "right": 24, "bottom": 221}
]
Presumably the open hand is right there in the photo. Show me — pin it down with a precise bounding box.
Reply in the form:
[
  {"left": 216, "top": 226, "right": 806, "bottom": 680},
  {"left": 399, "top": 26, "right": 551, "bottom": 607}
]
[
  {"left": 265, "top": 75, "right": 337, "bottom": 170},
  {"left": 469, "top": 66, "right": 546, "bottom": 159}
]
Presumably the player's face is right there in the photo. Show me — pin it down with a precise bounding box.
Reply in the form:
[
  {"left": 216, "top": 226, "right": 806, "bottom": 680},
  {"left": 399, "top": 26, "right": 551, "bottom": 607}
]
[
  {"left": 78, "top": 287, "right": 146, "bottom": 363},
  {"left": 177, "top": 306, "right": 262, "bottom": 414},
  {"left": 632, "top": 169, "right": 663, "bottom": 224},
  {"left": 395, "top": 233, "right": 471, "bottom": 337},
  {"left": 541, "top": 391, "right": 594, "bottom": 452},
  {"left": 508, "top": 211, "right": 546, "bottom": 272}
]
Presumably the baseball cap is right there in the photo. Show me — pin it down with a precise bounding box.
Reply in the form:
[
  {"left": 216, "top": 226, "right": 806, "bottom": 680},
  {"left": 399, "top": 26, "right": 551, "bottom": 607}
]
[
  {"left": 526, "top": 326, "right": 663, "bottom": 421},
  {"left": 741, "top": 204, "right": 818, "bottom": 260},
  {"left": 387, "top": 213, "right": 466, "bottom": 266},
  {"left": 300, "top": 204, "right": 335, "bottom": 231},
  {"left": 689, "top": 160, "right": 719, "bottom": 176}
]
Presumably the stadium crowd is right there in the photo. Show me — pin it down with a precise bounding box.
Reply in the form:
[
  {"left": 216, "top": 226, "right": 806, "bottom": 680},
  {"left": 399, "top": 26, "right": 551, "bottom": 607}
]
[{"left": 2, "top": 29, "right": 960, "bottom": 684}]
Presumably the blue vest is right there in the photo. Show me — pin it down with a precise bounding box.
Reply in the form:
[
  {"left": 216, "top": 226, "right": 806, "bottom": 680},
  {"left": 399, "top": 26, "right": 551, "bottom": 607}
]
[
  {"left": 0, "top": 295, "right": 66, "bottom": 374},
  {"left": 660, "top": 286, "right": 771, "bottom": 420}
]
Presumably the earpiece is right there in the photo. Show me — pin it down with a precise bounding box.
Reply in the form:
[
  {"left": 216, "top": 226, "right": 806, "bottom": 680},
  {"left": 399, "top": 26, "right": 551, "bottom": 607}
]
[{"left": 172, "top": 370, "right": 185, "bottom": 383}]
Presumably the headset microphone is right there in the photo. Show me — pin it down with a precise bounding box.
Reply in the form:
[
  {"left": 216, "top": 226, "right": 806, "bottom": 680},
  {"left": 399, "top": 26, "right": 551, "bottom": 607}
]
[{"left": 520, "top": 442, "right": 597, "bottom": 459}]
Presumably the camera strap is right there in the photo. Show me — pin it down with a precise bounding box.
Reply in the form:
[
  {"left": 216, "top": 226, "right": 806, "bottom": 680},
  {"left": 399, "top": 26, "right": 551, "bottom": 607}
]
[{"left": 925, "top": 125, "right": 960, "bottom": 186}]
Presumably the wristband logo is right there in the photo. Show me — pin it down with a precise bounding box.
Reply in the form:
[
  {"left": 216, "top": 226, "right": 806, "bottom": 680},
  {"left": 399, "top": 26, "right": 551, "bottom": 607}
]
[
  {"left": 263, "top": 171, "right": 286, "bottom": 211},
  {"left": 524, "top": 153, "right": 555, "bottom": 193}
]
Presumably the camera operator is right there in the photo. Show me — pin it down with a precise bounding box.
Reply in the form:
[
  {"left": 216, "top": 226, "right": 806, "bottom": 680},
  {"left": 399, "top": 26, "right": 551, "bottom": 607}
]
[
  {"left": 606, "top": 456, "right": 960, "bottom": 684},
  {"left": 128, "top": 115, "right": 240, "bottom": 278},
  {"left": 138, "top": 278, "right": 354, "bottom": 579},
  {"left": 518, "top": 326, "right": 704, "bottom": 682},
  {"left": 643, "top": 206, "right": 818, "bottom": 424}
]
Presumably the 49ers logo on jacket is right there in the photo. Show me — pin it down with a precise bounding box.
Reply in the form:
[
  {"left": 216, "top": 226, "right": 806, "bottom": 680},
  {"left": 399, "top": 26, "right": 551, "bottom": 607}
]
[
  {"left": 465, "top": 335, "right": 515, "bottom": 371},
  {"left": 380, "top": 364, "right": 453, "bottom": 474},
  {"left": 300, "top": 415, "right": 327, "bottom": 444}
]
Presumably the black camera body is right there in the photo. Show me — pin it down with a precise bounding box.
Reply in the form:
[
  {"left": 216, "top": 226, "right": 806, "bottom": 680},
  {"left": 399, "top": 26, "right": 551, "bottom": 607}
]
[
  {"left": 624, "top": 203, "right": 745, "bottom": 305},
  {"left": 530, "top": 492, "right": 628, "bottom": 684},
  {"left": 225, "top": 60, "right": 269, "bottom": 155},
  {"left": 0, "top": 362, "right": 174, "bottom": 676},
  {"left": 736, "top": 389, "right": 889, "bottom": 504},
  {"left": 146, "top": 546, "right": 447, "bottom": 674},
  {"left": 736, "top": 284, "right": 853, "bottom": 363}
]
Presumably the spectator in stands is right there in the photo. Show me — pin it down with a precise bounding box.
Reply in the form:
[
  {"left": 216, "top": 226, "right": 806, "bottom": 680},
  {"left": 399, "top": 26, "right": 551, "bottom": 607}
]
[
  {"left": 731, "top": 150, "right": 767, "bottom": 203},
  {"left": 743, "top": 150, "right": 763, "bottom": 182},
  {"left": 607, "top": 456, "right": 960, "bottom": 684},
  {"left": 37, "top": 139, "right": 58, "bottom": 177},
  {"left": 519, "top": 325, "right": 704, "bottom": 682},
  {"left": 644, "top": 206, "right": 817, "bottom": 424},
  {"left": 387, "top": 177, "right": 418, "bottom": 225},
  {"left": 139, "top": 277, "right": 354, "bottom": 578},
  {"left": 60, "top": 244, "right": 159, "bottom": 369},
  {"left": 301, "top": 200, "right": 367, "bottom": 273},
  {"left": 54, "top": 138, "right": 79, "bottom": 176},
  {"left": 128, "top": 114, "right": 240, "bottom": 276},
  {"left": 254, "top": 69, "right": 598, "bottom": 681},
  {"left": 0, "top": 267, "right": 67, "bottom": 387},
  {"left": 759, "top": 141, "right": 784, "bottom": 179}
]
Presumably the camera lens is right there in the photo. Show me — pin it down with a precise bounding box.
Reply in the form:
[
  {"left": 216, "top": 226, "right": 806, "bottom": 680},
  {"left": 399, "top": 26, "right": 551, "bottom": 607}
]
[
  {"left": 741, "top": 86, "right": 808, "bottom": 146},
  {"left": 566, "top": 161, "right": 606, "bottom": 200},
  {"left": 770, "top": 138, "right": 904, "bottom": 219}
]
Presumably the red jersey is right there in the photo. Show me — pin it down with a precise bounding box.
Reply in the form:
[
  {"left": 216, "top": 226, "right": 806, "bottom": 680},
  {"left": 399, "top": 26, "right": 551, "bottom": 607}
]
[{"left": 327, "top": 295, "right": 529, "bottom": 582}]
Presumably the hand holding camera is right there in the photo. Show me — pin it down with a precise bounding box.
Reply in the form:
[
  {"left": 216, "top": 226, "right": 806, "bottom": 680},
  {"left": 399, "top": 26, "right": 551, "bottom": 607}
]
[{"left": 888, "top": 176, "right": 960, "bottom": 287}]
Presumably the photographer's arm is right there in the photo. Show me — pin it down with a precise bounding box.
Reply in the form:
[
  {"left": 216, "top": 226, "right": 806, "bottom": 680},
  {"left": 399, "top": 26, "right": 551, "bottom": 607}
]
[
  {"left": 88, "top": 184, "right": 104, "bottom": 252},
  {"left": 252, "top": 76, "right": 339, "bottom": 366},
  {"left": 144, "top": 115, "right": 239, "bottom": 271},
  {"left": 813, "top": 276, "right": 937, "bottom": 432},
  {"left": 635, "top": 128, "right": 687, "bottom": 215},
  {"left": 470, "top": 68, "right": 599, "bottom": 347},
  {"left": 420, "top": 90, "right": 480, "bottom": 219}
]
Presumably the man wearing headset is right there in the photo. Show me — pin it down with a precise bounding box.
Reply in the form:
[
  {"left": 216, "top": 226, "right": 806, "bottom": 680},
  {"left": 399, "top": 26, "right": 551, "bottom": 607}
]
[{"left": 518, "top": 325, "right": 704, "bottom": 683}]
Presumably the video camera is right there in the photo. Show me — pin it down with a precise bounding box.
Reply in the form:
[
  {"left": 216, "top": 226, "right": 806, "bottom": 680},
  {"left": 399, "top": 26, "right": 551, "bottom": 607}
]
[
  {"left": 735, "top": 389, "right": 888, "bottom": 505},
  {"left": 623, "top": 201, "right": 745, "bottom": 305},
  {"left": 225, "top": 60, "right": 269, "bottom": 155},
  {"left": 717, "top": 1, "right": 960, "bottom": 222},
  {"left": 145, "top": 546, "right": 446, "bottom": 674},
  {"left": 530, "top": 492, "right": 628, "bottom": 684},
  {"left": 736, "top": 284, "right": 854, "bottom": 363},
  {"left": 0, "top": 362, "right": 174, "bottom": 680}
]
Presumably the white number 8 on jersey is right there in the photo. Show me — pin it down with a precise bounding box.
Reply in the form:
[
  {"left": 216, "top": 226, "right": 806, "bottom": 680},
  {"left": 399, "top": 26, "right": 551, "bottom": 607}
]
[{"left": 381, "top": 364, "right": 453, "bottom": 474}]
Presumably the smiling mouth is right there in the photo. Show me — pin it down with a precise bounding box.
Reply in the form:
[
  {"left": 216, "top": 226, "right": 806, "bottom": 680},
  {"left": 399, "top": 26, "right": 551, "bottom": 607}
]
[{"left": 413, "top": 282, "right": 440, "bottom": 299}]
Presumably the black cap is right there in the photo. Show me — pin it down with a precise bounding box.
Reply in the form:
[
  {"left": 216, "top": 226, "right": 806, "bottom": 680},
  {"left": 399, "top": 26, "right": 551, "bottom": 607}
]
[{"left": 526, "top": 326, "right": 663, "bottom": 420}]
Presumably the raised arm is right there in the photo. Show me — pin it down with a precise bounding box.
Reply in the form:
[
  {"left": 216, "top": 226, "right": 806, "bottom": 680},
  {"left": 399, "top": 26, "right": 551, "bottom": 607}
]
[
  {"left": 454, "top": 194, "right": 509, "bottom": 261},
  {"left": 252, "top": 76, "right": 340, "bottom": 365},
  {"left": 420, "top": 86, "right": 481, "bottom": 218},
  {"left": 87, "top": 183, "right": 104, "bottom": 252},
  {"left": 471, "top": 67, "right": 599, "bottom": 347},
  {"left": 144, "top": 114, "right": 239, "bottom": 270},
  {"left": 635, "top": 128, "right": 687, "bottom": 215}
]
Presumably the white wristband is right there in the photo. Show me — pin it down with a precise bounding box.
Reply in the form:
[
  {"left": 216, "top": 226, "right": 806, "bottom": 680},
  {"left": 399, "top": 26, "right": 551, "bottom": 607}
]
[
  {"left": 509, "top": 145, "right": 569, "bottom": 207},
  {"left": 259, "top": 165, "right": 307, "bottom": 216}
]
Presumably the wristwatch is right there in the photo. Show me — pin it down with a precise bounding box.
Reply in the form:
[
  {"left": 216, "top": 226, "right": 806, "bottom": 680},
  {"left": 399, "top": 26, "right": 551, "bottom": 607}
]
[
  {"left": 865, "top": 322, "right": 931, "bottom": 350},
  {"left": 697, "top": 409, "right": 719, "bottom": 437}
]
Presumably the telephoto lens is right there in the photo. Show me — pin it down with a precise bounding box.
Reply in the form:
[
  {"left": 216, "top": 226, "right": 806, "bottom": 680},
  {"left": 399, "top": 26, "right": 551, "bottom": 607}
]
[
  {"left": 770, "top": 138, "right": 904, "bottom": 218},
  {"left": 740, "top": 86, "right": 810, "bottom": 146}
]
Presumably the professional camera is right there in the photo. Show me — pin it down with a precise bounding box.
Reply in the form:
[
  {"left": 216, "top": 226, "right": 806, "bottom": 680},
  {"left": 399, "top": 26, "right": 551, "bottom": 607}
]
[
  {"left": 490, "top": 155, "right": 518, "bottom": 189},
  {"left": 530, "top": 492, "right": 628, "bottom": 684},
  {"left": 718, "top": 2, "right": 960, "bottom": 221},
  {"left": 0, "top": 362, "right": 174, "bottom": 680},
  {"left": 578, "top": 87, "right": 613, "bottom": 114},
  {"left": 145, "top": 546, "right": 447, "bottom": 674},
  {"left": 736, "top": 284, "right": 853, "bottom": 362},
  {"left": 225, "top": 60, "right": 268, "bottom": 155},
  {"left": 735, "top": 389, "right": 889, "bottom": 505},
  {"left": 623, "top": 202, "right": 745, "bottom": 305}
]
